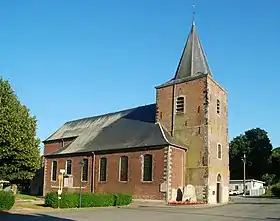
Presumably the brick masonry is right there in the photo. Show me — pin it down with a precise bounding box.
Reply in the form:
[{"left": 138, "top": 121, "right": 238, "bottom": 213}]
[
  {"left": 43, "top": 73, "right": 228, "bottom": 204},
  {"left": 44, "top": 147, "right": 171, "bottom": 200},
  {"left": 44, "top": 154, "right": 93, "bottom": 195},
  {"left": 156, "top": 75, "right": 229, "bottom": 203}
]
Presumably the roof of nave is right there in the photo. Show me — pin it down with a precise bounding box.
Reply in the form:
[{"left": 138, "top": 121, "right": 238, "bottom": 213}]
[{"left": 44, "top": 104, "right": 186, "bottom": 156}]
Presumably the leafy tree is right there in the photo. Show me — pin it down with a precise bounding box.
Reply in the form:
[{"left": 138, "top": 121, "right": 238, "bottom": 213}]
[
  {"left": 0, "top": 77, "right": 41, "bottom": 184},
  {"left": 269, "top": 147, "right": 280, "bottom": 182},
  {"left": 261, "top": 173, "right": 276, "bottom": 186},
  {"left": 229, "top": 128, "right": 273, "bottom": 180}
]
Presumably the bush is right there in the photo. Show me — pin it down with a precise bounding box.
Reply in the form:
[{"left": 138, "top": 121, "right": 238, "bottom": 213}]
[
  {"left": 45, "top": 192, "right": 58, "bottom": 208},
  {"left": 271, "top": 183, "right": 280, "bottom": 197},
  {"left": 60, "top": 192, "right": 79, "bottom": 208},
  {"left": 0, "top": 191, "right": 15, "bottom": 211},
  {"left": 81, "top": 193, "right": 115, "bottom": 207},
  {"left": 114, "top": 193, "right": 132, "bottom": 206},
  {"left": 44, "top": 191, "right": 132, "bottom": 208}
]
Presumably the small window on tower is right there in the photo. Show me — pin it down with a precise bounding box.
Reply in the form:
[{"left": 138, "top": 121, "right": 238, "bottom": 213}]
[
  {"left": 217, "top": 144, "right": 222, "bottom": 159},
  {"left": 217, "top": 99, "right": 220, "bottom": 115},
  {"left": 176, "top": 96, "right": 185, "bottom": 114}
]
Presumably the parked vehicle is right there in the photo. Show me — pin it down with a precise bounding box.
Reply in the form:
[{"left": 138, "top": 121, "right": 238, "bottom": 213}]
[{"left": 229, "top": 190, "right": 240, "bottom": 196}]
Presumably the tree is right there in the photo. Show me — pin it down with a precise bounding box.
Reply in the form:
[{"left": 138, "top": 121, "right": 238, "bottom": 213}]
[
  {"left": 0, "top": 77, "right": 41, "bottom": 185},
  {"left": 269, "top": 147, "right": 280, "bottom": 182},
  {"left": 229, "top": 128, "right": 273, "bottom": 180},
  {"left": 261, "top": 173, "right": 276, "bottom": 186}
]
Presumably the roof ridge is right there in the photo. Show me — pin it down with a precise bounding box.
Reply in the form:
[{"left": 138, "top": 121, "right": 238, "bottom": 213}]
[{"left": 65, "top": 103, "right": 156, "bottom": 124}]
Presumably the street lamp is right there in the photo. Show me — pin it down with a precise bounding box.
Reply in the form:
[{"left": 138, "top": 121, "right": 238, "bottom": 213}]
[
  {"left": 58, "top": 169, "right": 65, "bottom": 208},
  {"left": 241, "top": 153, "right": 246, "bottom": 197},
  {"left": 79, "top": 160, "right": 85, "bottom": 208}
]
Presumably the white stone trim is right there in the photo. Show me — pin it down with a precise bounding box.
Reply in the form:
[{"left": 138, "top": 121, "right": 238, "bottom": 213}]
[
  {"left": 43, "top": 157, "right": 47, "bottom": 196},
  {"left": 166, "top": 146, "right": 172, "bottom": 202}
]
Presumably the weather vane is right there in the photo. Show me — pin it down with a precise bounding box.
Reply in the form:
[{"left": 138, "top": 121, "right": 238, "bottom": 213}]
[{"left": 192, "top": 4, "right": 196, "bottom": 25}]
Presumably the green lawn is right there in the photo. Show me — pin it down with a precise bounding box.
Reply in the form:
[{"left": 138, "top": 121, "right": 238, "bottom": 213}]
[{"left": 16, "top": 194, "right": 38, "bottom": 200}]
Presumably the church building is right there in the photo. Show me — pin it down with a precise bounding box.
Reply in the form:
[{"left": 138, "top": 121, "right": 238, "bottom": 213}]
[{"left": 43, "top": 20, "right": 229, "bottom": 204}]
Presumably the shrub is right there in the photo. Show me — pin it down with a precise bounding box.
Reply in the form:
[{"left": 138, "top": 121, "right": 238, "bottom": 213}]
[
  {"left": 114, "top": 193, "right": 132, "bottom": 206},
  {"left": 60, "top": 192, "right": 79, "bottom": 208},
  {"left": 45, "top": 192, "right": 58, "bottom": 208},
  {"left": 81, "top": 193, "right": 115, "bottom": 207},
  {"left": 271, "top": 183, "right": 280, "bottom": 197},
  {"left": 44, "top": 191, "right": 132, "bottom": 208},
  {"left": 0, "top": 191, "right": 15, "bottom": 211}
]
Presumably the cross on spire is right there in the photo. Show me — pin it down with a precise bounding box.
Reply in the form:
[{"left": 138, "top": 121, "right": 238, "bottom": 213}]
[{"left": 192, "top": 4, "right": 196, "bottom": 25}]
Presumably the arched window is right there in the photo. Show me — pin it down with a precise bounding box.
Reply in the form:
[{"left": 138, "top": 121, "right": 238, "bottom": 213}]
[
  {"left": 142, "top": 154, "right": 153, "bottom": 181},
  {"left": 217, "top": 174, "right": 222, "bottom": 183},
  {"left": 82, "top": 159, "right": 89, "bottom": 182},
  {"left": 176, "top": 96, "right": 185, "bottom": 114},
  {"left": 99, "top": 157, "right": 107, "bottom": 182},
  {"left": 66, "top": 160, "right": 72, "bottom": 175},
  {"left": 119, "top": 156, "right": 129, "bottom": 182},
  {"left": 51, "top": 161, "right": 57, "bottom": 181}
]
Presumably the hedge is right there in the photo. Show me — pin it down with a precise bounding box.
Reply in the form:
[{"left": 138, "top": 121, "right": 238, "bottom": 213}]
[
  {"left": 0, "top": 191, "right": 15, "bottom": 211},
  {"left": 45, "top": 192, "right": 132, "bottom": 208},
  {"left": 271, "top": 183, "right": 280, "bottom": 197},
  {"left": 114, "top": 193, "right": 132, "bottom": 206}
]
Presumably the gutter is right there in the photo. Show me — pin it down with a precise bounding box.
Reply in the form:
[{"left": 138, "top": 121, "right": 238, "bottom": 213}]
[{"left": 91, "top": 152, "right": 95, "bottom": 193}]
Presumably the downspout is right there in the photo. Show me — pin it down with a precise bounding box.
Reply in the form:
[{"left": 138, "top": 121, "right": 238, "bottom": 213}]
[
  {"left": 61, "top": 138, "right": 64, "bottom": 147},
  {"left": 91, "top": 152, "right": 95, "bottom": 193}
]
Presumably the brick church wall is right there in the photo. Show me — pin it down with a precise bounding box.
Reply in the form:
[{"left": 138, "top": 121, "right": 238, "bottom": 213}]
[
  {"left": 206, "top": 76, "right": 229, "bottom": 204},
  {"left": 44, "top": 146, "right": 186, "bottom": 201},
  {"left": 94, "top": 148, "right": 166, "bottom": 200},
  {"left": 44, "top": 154, "right": 93, "bottom": 195}
]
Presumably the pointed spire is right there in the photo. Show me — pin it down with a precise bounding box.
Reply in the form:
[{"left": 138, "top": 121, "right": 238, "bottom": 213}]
[{"left": 173, "top": 20, "right": 212, "bottom": 80}]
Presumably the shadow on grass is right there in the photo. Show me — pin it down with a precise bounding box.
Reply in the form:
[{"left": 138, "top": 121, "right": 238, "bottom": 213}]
[{"left": 0, "top": 211, "right": 73, "bottom": 221}]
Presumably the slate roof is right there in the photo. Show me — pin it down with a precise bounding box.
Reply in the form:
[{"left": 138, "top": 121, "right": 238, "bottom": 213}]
[
  {"left": 44, "top": 104, "right": 186, "bottom": 156},
  {"left": 156, "top": 23, "right": 211, "bottom": 89}
]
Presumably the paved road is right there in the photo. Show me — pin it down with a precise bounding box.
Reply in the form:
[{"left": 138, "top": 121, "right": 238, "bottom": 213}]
[{"left": 1, "top": 196, "right": 280, "bottom": 221}]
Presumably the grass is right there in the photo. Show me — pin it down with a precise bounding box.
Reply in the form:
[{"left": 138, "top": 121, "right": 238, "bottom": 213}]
[
  {"left": 13, "top": 203, "right": 44, "bottom": 210},
  {"left": 16, "top": 194, "right": 38, "bottom": 201}
]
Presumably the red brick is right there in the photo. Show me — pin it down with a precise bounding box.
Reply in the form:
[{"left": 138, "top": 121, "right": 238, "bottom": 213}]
[{"left": 44, "top": 147, "right": 167, "bottom": 200}]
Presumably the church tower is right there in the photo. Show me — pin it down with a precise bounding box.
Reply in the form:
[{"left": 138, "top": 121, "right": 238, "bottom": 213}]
[{"left": 155, "top": 21, "right": 229, "bottom": 204}]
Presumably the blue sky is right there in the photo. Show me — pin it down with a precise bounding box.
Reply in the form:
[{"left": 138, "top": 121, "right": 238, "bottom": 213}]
[{"left": 0, "top": 0, "right": 279, "bottom": 151}]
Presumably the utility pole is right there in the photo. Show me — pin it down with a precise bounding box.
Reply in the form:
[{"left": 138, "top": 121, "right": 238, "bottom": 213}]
[{"left": 241, "top": 153, "right": 246, "bottom": 197}]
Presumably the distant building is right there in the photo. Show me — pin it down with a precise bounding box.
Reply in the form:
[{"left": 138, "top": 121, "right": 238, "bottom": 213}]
[
  {"left": 43, "top": 19, "right": 229, "bottom": 204},
  {"left": 229, "top": 179, "right": 265, "bottom": 196}
]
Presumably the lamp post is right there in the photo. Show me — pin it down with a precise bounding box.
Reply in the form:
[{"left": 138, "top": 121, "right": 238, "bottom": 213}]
[
  {"left": 58, "top": 169, "right": 65, "bottom": 208},
  {"left": 241, "top": 153, "right": 246, "bottom": 197},
  {"left": 79, "top": 160, "right": 85, "bottom": 208}
]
